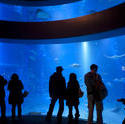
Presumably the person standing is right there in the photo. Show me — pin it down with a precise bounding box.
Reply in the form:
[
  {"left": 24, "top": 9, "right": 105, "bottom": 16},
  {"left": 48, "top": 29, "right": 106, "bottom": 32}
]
[
  {"left": 84, "top": 64, "right": 103, "bottom": 124},
  {"left": 46, "top": 66, "right": 66, "bottom": 120},
  {"left": 66, "top": 73, "right": 80, "bottom": 120},
  {"left": 8, "top": 73, "right": 24, "bottom": 119},
  {"left": 0, "top": 75, "right": 7, "bottom": 119}
]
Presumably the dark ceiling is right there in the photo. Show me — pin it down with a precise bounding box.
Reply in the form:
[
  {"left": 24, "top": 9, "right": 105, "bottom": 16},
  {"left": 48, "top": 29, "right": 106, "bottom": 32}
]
[{"left": 0, "top": 0, "right": 81, "bottom": 6}]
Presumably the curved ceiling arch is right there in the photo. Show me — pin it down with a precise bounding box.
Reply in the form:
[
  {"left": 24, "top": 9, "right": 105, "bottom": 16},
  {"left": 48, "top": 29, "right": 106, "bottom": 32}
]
[
  {"left": 0, "top": 3, "right": 125, "bottom": 44},
  {"left": 0, "top": 0, "right": 81, "bottom": 6}
]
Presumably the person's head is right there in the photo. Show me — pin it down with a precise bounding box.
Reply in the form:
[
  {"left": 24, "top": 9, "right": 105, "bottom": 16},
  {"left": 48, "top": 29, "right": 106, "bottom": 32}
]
[
  {"left": 11, "top": 73, "right": 19, "bottom": 80},
  {"left": 90, "top": 64, "right": 98, "bottom": 72},
  {"left": 56, "top": 66, "right": 64, "bottom": 74},
  {"left": 69, "top": 73, "right": 77, "bottom": 81}
]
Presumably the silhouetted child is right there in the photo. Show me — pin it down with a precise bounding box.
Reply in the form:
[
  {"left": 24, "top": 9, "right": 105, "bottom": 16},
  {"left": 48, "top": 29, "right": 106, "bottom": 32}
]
[
  {"left": 66, "top": 73, "right": 80, "bottom": 120},
  {"left": 0, "top": 75, "right": 7, "bottom": 119},
  {"left": 8, "top": 73, "right": 24, "bottom": 119}
]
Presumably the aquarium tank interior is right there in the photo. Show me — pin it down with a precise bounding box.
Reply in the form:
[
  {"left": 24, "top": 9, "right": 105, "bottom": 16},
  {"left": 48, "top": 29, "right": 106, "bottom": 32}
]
[{"left": 0, "top": 0, "right": 125, "bottom": 124}]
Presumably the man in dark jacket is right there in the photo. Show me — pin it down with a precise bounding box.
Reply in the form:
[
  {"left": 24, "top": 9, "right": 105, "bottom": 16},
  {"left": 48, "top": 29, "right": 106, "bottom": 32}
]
[
  {"left": 0, "top": 75, "right": 7, "bottom": 119},
  {"left": 84, "top": 64, "right": 103, "bottom": 124},
  {"left": 46, "top": 66, "right": 66, "bottom": 120}
]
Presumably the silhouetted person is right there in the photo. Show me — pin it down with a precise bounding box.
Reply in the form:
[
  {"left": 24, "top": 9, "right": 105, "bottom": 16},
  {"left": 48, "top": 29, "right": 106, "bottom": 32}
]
[
  {"left": 46, "top": 66, "right": 66, "bottom": 120},
  {"left": 117, "top": 99, "right": 125, "bottom": 124},
  {"left": 66, "top": 73, "right": 80, "bottom": 120},
  {"left": 0, "top": 75, "right": 7, "bottom": 119},
  {"left": 84, "top": 64, "right": 103, "bottom": 124},
  {"left": 8, "top": 73, "right": 24, "bottom": 119}
]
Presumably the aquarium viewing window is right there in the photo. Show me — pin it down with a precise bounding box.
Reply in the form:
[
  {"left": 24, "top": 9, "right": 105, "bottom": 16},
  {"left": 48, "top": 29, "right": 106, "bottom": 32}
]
[{"left": 0, "top": 1, "right": 125, "bottom": 124}]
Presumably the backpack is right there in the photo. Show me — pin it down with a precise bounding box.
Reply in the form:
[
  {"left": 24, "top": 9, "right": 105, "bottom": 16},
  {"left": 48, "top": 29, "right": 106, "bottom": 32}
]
[{"left": 94, "top": 75, "right": 108, "bottom": 101}]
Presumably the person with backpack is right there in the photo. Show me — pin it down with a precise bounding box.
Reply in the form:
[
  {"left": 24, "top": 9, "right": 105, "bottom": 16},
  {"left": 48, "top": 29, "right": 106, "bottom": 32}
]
[{"left": 84, "top": 64, "right": 107, "bottom": 124}]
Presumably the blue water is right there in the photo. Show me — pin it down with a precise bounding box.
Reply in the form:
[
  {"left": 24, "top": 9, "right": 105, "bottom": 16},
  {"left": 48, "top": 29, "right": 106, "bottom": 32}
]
[
  {"left": 0, "top": 0, "right": 125, "bottom": 123},
  {"left": 0, "top": 0, "right": 125, "bottom": 22},
  {"left": 0, "top": 35, "right": 125, "bottom": 124}
]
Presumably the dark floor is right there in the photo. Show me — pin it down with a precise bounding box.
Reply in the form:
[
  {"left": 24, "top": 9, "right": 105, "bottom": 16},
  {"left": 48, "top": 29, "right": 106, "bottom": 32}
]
[{"left": 0, "top": 116, "right": 99, "bottom": 124}]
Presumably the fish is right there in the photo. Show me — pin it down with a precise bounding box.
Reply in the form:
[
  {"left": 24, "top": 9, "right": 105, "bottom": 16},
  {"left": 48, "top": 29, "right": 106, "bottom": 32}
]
[
  {"left": 104, "top": 54, "right": 125, "bottom": 59},
  {"left": 111, "top": 107, "right": 122, "bottom": 114},
  {"left": 107, "top": 82, "right": 112, "bottom": 87},
  {"left": 87, "top": 10, "right": 97, "bottom": 14},
  {"left": 114, "top": 78, "right": 125, "bottom": 82},
  {"left": 122, "top": 66, "right": 125, "bottom": 71},
  {"left": 29, "top": 56, "right": 36, "bottom": 61},
  {"left": 35, "top": 9, "right": 50, "bottom": 20},
  {"left": 70, "top": 63, "right": 80, "bottom": 68}
]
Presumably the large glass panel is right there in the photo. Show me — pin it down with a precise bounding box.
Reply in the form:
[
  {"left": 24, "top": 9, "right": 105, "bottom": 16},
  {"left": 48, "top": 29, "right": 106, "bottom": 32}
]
[
  {"left": 0, "top": 35, "right": 125, "bottom": 124},
  {"left": 0, "top": 0, "right": 125, "bottom": 22}
]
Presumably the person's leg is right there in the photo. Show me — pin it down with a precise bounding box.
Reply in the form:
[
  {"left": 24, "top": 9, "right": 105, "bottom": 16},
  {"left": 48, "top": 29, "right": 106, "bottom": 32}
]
[
  {"left": 96, "top": 101, "right": 103, "bottom": 124},
  {"left": 12, "top": 104, "right": 16, "bottom": 118},
  {"left": 46, "top": 97, "right": 57, "bottom": 118},
  {"left": 74, "top": 105, "right": 80, "bottom": 119},
  {"left": 1, "top": 100, "right": 6, "bottom": 118},
  {"left": 87, "top": 95, "right": 94, "bottom": 124},
  {"left": 122, "top": 118, "right": 125, "bottom": 124},
  {"left": 57, "top": 97, "right": 64, "bottom": 119},
  {"left": 68, "top": 106, "right": 73, "bottom": 119},
  {"left": 18, "top": 104, "right": 22, "bottom": 118}
]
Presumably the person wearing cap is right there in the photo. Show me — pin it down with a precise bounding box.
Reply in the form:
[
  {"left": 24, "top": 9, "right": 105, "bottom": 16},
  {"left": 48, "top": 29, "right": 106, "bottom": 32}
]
[
  {"left": 84, "top": 64, "right": 103, "bottom": 124},
  {"left": 46, "top": 66, "right": 66, "bottom": 120}
]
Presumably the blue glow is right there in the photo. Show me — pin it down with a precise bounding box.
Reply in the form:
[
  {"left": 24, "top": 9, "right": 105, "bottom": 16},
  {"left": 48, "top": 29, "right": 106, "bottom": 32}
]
[
  {"left": 0, "top": 35, "right": 125, "bottom": 124},
  {"left": 0, "top": 0, "right": 125, "bottom": 21}
]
